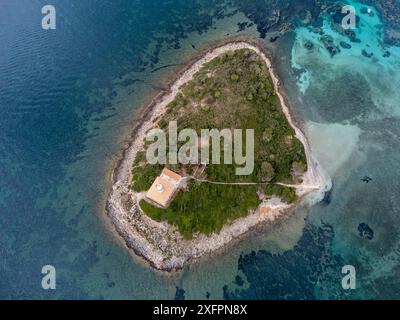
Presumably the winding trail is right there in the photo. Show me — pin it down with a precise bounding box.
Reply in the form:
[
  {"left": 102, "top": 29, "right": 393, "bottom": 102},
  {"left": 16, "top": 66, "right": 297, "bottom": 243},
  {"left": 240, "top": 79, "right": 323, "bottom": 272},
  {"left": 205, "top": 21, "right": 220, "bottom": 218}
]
[{"left": 186, "top": 176, "right": 320, "bottom": 190}]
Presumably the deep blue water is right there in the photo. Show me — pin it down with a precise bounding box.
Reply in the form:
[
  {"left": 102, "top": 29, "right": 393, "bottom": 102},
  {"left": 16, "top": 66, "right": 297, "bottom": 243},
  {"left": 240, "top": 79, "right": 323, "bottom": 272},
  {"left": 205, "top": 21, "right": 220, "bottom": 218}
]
[{"left": 1, "top": 0, "right": 400, "bottom": 299}]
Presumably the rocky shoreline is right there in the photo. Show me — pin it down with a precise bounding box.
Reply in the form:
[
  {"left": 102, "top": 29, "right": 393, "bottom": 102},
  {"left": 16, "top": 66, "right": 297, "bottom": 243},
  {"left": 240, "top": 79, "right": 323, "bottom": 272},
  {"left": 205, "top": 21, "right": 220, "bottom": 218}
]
[{"left": 106, "top": 40, "right": 331, "bottom": 272}]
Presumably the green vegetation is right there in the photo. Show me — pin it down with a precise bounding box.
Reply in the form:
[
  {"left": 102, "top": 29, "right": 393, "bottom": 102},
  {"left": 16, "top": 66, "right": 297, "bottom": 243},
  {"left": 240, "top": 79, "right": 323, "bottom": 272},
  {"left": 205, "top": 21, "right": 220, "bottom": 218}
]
[
  {"left": 132, "top": 49, "right": 307, "bottom": 238},
  {"left": 139, "top": 182, "right": 297, "bottom": 239},
  {"left": 140, "top": 182, "right": 260, "bottom": 239}
]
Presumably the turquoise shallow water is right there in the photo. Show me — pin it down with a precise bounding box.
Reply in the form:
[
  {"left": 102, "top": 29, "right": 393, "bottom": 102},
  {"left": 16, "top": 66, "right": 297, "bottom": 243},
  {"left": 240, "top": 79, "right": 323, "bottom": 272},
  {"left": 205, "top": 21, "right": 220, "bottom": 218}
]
[{"left": 1, "top": 0, "right": 400, "bottom": 299}]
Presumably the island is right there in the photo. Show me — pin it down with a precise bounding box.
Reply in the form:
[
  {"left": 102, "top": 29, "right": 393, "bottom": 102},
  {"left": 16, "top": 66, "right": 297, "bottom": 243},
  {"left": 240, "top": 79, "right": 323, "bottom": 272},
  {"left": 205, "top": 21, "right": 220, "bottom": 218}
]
[{"left": 107, "top": 41, "right": 330, "bottom": 271}]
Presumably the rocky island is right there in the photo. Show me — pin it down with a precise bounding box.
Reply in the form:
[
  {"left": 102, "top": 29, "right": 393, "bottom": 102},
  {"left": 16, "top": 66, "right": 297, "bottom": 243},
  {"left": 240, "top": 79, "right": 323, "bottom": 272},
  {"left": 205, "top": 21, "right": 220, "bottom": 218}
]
[{"left": 107, "top": 41, "right": 331, "bottom": 271}]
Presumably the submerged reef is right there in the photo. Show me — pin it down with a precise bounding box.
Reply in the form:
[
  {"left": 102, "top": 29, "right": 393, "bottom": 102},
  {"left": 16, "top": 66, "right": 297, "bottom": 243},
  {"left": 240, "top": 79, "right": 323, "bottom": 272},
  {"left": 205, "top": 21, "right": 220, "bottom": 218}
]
[
  {"left": 358, "top": 223, "right": 374, "bottom": 240},
  {"left": 223, "top": 223, "right": 347, "bottom": 300}
]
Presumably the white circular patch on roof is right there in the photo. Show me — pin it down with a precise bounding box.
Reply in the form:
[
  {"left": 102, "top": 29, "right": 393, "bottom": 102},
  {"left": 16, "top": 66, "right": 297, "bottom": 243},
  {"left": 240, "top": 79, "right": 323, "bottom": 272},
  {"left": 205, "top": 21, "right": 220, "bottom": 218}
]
[{"left": 156, "top": 183, "right": 164, "bottom": 192}]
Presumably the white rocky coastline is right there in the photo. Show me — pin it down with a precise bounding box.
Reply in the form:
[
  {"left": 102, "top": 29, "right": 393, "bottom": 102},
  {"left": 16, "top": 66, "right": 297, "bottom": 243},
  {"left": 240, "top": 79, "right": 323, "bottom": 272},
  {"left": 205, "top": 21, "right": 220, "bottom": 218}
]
[{"left": 106, "top": 41, "right": 332, "bottom": 271}]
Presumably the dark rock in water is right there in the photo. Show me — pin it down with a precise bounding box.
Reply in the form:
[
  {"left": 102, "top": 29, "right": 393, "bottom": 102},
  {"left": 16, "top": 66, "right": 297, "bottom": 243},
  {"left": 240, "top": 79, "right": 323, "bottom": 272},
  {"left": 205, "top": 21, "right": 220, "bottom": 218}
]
[
  {"left": 344, "top": 30, "right": 361, "bottom": 43},
  {"left": 234, "top": 275, "right": 244, "bottom": 286},
  {"left": 222, "top": 285, "right": 229, "bottom": 299},
  {"left": 362, "top": 49, "right": 374, "bottom": 58},
  {"left": 358, "top": 223, "right": 374, "bottom": 240},
  {"left": 304, "top": 40, "right": 314, "bottom": 50},
  {"left": 258, "top": 24, "right": 269, "bottom": 39},
  {"left": 206, "top": 291, "right": 210, "bottom": 299},
  {"left": 327, "top": 46, "right": 340, "bottom": 57},
  {"left": 383, "top": 50, "right": 391, "bottom": 58},
  {"left": 174, "top": 286, "right": 186, "bottom": 300},
  {"left": 191, "top": 44, "right": 196, "bottom": 49},
  {"left": 321, "top": 35, "right": 340, "bottom": 57},
  {"left": 361, "top": 176, "right": 372, "bottom": 183},
  {"left": 270, "top": 36, "right": 279, "bottom": 43},
  {"left": 321, "top": 183, "right": 333, "bottom": 206},
  {"left": 237, "top": 21, "right": 248, "bottom": 32},
  {"left": 330, "top": 11, "right": 345, "bottom": 25},
  {"left": 340, "top": 41, "right": 352, "bottom": 49}
]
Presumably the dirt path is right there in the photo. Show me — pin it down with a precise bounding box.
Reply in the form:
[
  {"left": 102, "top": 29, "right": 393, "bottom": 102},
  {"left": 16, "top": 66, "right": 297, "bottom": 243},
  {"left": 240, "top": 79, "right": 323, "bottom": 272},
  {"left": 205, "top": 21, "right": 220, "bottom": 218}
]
[{"left": 187, "top": 176, "right": 319, "bottom": 190}]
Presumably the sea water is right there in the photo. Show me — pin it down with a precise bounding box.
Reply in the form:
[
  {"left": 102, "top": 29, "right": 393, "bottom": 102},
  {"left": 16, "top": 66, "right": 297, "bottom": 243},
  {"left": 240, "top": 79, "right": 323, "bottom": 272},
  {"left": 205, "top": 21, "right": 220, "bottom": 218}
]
[{"left": 1, "top": 0, "right": 400, "bottom": 299}]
